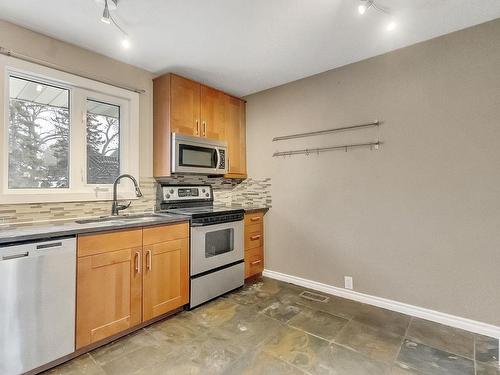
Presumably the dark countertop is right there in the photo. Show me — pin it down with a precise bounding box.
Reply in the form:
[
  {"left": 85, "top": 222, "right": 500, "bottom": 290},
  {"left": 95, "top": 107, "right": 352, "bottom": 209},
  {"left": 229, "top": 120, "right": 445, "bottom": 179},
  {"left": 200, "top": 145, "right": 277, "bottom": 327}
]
[
  {"left": 216, "top": 204, "right": 270, "bottom": 214},
  {"left": 0, "top": 213, "right": 189, "bottom": 246}
]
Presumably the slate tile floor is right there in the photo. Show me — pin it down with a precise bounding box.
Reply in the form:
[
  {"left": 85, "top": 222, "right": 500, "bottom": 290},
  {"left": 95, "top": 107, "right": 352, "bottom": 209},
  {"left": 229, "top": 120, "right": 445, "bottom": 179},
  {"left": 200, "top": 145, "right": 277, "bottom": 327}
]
[{"left": 45, "top": 277, "right": 499, "bottom": 375}]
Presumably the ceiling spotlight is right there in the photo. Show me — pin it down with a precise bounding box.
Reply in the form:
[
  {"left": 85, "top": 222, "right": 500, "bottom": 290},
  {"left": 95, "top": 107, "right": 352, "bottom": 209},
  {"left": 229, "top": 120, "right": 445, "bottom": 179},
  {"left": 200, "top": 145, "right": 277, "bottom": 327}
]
[
  {"left": 386, "top": 21, "right": 397, "bottom": 31},
  {"left": 121, "top": 37, "right": 130, "bottom": 49},
  {"left": 101, "top": 0, "right": 111, "bottom": 24},
  {"left": 36, "top": 84, "right": 43, "bottom": 92}
]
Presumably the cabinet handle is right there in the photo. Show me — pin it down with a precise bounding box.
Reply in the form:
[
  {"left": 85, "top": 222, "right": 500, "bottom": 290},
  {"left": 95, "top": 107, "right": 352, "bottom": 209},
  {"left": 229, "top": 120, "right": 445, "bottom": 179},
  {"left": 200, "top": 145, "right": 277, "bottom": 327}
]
[
  {"left": 250, "top": 260, "right": 262, "bottom": 265},
  {"left": 146, "top": 249, "right": 152, "bottom": 270},
  {"left": 250, "top": 235, "right": 261, "bottom": 241},
  {"left": 134, "top": 251, "right": 141, "bottom": 274},
  {"left": 196, "top": 120, "right": 200, "bottom": 135},
  {"left": 250, "top": 217, "right": 261, "bottom": 222},
  {"left": 202, "top": 121, "right": 207, "bottom": 136}
]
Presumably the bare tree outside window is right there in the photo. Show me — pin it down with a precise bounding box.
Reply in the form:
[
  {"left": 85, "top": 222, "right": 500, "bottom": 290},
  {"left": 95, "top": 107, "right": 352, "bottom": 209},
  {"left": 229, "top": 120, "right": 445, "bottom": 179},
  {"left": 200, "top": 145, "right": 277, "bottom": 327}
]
[
  {"left": 8, "top": 76, "right": 70, "bottom": 189},
  {"left": 86, "top": 99, "right": 120, "bottom": 184}
]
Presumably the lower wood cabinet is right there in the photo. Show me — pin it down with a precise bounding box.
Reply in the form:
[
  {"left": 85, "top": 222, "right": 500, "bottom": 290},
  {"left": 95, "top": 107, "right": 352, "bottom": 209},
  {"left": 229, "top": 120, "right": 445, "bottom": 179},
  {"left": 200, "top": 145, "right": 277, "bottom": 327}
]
[
  {"left": 142, "top": 225, "right": 189, "bottom": 321},
  {"left": 244, "top": 211, "right": 265, "bottom": 279},
  {"left": 76, "top": 222, "right": 189, "bottom": 349}
]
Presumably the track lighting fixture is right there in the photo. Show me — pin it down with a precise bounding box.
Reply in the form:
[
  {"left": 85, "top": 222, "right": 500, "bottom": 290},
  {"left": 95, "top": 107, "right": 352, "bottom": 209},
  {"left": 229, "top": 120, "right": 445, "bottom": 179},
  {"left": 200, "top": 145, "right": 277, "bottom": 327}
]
[
  {"left": 357, "top": 0, "right": 397, "bottom": 32},
  {"left": 95, "top": 0, "right": 131, "bottom": 48},
  {"left": 101, "top": 0, "right": 111, "bottom": 24}
]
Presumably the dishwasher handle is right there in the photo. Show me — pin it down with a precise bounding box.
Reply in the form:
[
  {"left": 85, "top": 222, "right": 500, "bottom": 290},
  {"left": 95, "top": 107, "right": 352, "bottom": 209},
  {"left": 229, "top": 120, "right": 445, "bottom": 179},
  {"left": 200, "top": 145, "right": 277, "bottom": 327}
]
[{"left": 2, "top": 252, "right": 29, "bottom": 261}]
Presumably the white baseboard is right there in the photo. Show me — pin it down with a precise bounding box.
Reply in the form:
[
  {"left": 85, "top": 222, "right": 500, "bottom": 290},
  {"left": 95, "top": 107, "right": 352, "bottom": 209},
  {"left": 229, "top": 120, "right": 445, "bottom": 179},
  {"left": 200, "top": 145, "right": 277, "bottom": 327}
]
[{"left": 263, "top": 269, "right": 500, "bottom": 340}]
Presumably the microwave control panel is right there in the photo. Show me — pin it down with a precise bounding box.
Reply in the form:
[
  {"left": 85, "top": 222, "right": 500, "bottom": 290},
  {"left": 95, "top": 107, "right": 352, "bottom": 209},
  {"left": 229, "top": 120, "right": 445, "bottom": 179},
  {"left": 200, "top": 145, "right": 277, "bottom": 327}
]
[{"left": 218, "top": 149, "right": 226, "bottom": 170}]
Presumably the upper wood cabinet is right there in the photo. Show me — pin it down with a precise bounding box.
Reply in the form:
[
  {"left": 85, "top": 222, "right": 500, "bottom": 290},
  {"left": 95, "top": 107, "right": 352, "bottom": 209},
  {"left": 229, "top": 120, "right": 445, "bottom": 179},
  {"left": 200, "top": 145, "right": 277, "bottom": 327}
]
[
  {"left": 153, "top": 73, "right": 246, "bottom": 178},
  {"left": 201, "top": 85, "right": 225, "bottom": 140},
  {"left": 76, "top": 222, "right": 189, "bottom": 349},
  {"left": 170, "top": 75, "right": 201, "bottom": 137},
  {"left": 224, "top": 95, "right": 247, "bottom": 178}
]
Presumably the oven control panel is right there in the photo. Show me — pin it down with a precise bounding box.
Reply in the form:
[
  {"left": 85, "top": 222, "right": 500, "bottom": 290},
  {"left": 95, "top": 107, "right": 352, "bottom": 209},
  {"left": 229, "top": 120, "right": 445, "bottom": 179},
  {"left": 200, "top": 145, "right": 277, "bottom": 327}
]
[{"left": 162, "top": 185, "right": 212, "bottom": 202}]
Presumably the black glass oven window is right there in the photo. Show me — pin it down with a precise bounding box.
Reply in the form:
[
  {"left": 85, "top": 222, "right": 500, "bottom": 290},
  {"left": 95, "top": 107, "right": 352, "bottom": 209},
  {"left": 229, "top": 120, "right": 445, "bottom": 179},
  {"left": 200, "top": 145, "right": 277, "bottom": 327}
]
[
  {"left": 179, "top": 144, "right": 216, "bottom": 168},
  {"left": 205, "top": 228, "right": 234, "bottom": 258}
]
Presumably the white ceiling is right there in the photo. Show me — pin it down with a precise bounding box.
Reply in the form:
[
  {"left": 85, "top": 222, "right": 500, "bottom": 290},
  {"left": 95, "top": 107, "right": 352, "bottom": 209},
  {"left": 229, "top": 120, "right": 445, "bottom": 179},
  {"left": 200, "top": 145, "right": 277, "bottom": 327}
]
[{"left": 1, "top": 0, "right": 500, "bottom": 96}]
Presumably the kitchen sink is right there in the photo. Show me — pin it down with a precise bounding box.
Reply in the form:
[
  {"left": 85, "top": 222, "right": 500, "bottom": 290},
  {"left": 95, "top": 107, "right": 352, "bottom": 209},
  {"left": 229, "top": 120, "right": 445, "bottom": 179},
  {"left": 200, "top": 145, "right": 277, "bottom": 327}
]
[{"left": 75, "top": 213, "right": 164, "bottom": 225}]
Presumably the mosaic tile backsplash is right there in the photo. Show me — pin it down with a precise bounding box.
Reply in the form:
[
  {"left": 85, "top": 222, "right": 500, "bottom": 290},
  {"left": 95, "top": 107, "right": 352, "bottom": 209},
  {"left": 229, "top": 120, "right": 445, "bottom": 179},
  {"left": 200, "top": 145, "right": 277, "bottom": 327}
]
[{"left": 0, "top": 176, "right": 271, "bottom": 225}]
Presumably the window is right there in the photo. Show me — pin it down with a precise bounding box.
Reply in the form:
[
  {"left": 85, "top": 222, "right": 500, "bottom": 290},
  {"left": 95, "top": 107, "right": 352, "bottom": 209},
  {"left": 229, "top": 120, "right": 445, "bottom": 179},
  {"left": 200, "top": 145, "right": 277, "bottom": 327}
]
[
  {"left": 0, "top": 56, "right": 139, "bottom": 203},
  {"left": 9, "top": 76, "right": 70, "bottom": 189},
  {"left": 86, "top": 99, "right": 120, "bottom": 184}
]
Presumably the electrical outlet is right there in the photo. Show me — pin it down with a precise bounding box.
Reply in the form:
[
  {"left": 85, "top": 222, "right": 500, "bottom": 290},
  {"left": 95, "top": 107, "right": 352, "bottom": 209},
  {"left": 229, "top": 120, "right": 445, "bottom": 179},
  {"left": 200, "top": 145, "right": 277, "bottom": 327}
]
[{"left": 344, "top": 276, "right": 353, "bottom": 290}]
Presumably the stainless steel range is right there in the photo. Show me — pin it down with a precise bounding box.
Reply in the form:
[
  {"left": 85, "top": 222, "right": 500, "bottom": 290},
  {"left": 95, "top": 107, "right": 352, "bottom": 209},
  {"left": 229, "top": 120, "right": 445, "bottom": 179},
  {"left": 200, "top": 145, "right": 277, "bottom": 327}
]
[{"left": 158, "top": 184, "right": 244, "bottom": 308}]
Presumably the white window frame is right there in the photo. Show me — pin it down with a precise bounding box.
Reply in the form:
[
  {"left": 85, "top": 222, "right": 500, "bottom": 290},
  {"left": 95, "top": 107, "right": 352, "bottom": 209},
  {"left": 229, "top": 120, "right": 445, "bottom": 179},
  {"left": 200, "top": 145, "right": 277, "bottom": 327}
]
[{"left": 0, "top": 55, "right": 140, "bottom": 204}]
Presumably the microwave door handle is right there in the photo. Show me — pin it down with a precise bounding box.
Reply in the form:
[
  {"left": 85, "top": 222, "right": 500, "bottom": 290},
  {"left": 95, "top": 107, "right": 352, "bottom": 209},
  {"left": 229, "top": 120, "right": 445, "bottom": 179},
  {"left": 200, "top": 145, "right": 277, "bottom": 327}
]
[{"left": 215, "top": 148, "right": 220, "bottom": 170}]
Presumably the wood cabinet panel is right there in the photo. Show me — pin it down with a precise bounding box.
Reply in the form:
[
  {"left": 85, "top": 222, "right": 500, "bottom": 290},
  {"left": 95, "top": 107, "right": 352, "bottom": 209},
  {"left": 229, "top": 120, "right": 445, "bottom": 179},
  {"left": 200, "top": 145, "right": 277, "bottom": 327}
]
[
  {"left": 245, "top": 247, "right": 264, "bottom": 278},
  {"left": 143, "top": 238, "right": 189, "bottom": 321},
  {"left": 170, "top": 75, "right": 201, "bottom": 136},
  {"left": 143, "top": 222, "right": 189, "bottom": 245},
  {"left": 76, "top": 247, "right": 142, "bottom": 349},
  {"left": 153, "top": 74, "right": 172, "bottom": 177},
  {"left": 78, "top": 229, "right": 142, "bottom": 257},
  {"left": 224, "top": 95, "right": 247, "bottom": 178},
  {"left": 201, "top": 85, "right": 225, "bottom": 140},
  {"left": 245, "top": 223, "right": 263, "bottom": 250},
  {"left": 244, "top": 211, "right": 264, "bottom": 226}
]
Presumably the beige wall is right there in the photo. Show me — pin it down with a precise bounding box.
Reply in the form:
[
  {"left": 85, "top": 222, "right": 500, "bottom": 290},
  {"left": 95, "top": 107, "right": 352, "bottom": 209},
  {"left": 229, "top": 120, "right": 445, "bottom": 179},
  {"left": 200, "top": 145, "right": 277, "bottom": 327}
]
[
  {"left": 0, "top": 20, "right": 154, "bottom": 178},
  {"left": 245, "top": 19, "right": 500, "bottom": 326}
]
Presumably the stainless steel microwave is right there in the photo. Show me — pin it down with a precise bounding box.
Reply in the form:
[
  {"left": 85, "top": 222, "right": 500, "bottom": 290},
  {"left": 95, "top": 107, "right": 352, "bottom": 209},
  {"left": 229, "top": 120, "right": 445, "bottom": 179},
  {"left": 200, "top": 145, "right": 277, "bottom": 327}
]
[{"left": 171, "top": 133, "right": 228, "bottom": 175}]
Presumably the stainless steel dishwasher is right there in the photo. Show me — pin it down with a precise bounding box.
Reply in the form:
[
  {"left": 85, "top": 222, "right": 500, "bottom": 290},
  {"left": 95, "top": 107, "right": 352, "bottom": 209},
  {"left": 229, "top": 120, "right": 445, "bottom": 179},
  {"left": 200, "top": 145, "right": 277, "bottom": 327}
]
[{"left": 0, "top": 237, "right": 76, "bottom": 375}]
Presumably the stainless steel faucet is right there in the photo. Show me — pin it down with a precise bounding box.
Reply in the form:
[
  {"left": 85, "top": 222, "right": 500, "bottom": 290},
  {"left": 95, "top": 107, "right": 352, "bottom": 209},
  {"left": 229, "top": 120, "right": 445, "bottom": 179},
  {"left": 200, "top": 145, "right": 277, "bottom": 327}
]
[{"left": 111, "top": 174, "right": 143, "bottom": 216}]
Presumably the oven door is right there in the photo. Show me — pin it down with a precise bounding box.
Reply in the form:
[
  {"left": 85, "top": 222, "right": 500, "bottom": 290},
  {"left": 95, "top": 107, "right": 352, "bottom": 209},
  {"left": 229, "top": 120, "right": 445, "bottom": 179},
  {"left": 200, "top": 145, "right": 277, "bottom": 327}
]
[{"left": 190, "top": 220, "right": 244, "bottom": 276}]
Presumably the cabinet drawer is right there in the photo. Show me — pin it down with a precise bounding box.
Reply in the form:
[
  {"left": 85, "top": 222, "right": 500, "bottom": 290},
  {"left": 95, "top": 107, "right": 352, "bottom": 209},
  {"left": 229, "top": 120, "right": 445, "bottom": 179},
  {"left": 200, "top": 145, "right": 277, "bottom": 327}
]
[
  {"left": 245, "top": 247, "right": 263, "bottom": 278},
  {"left": 78, "top": 229, "right": 142, "bottom": 257},
  {"left": 245, "top": 223, "right": 263, "bottom": 250},
  {"left": 244, "top": 212, "right": 264, "bottom": 226},
  {"left": 143, "top": 222, "right": 189, "bottom": 245}
]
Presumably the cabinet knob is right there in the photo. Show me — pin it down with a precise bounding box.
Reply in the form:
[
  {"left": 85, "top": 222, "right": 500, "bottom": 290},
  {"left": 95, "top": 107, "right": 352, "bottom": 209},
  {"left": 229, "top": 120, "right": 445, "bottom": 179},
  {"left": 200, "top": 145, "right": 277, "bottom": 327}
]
[
  {"left": 196, "top": 120, "right": 200, "bottom": 135},
  {"left": 250, "top": 235, "right": 261, "bottom": 241}
]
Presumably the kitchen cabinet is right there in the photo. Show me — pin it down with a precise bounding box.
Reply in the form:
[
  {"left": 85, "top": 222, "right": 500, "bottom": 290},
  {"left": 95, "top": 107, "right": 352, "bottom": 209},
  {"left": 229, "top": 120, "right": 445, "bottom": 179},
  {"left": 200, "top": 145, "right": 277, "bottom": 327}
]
[
  {"left": 76, "top": 229, "right": 143, "bottom": 349},
  {"left": 76, "top": 222, "right": 189, "bottom": 349},
  {"left": 201, "top": 85, "right": 226, "bottom": 140},
  {"left": 153, "top": 73, "right": 246, "bottom": 178},
  {"left": 224, "top": 95, "right": 247, "bottom": 178},
  {"left": 142, "top": 224, "right": 189, "bottom": 321},
  {"left": 244, "top": 211, "right": 265, "bottom": 279},
  {"left": 170, "top": 74, "right": 201, "bottom": 137}
]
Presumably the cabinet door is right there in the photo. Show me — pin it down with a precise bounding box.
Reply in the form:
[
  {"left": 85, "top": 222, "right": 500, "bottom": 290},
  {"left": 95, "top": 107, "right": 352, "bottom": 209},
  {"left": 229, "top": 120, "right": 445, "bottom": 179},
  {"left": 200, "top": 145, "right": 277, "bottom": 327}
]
[
  {"left": 201, "top": 85, "right": 225, "bottom": 140},
  {"left": 76, "top": 247, "right": 142, "bottom": 349},
  {"left": 143, "top": 238, "right": 189, "bottom": 321},
  {"left": 224, "top": 95, "right": 247, "bottom": 178},
  {"left": 170, "top": 75, "right": 201, "bottom": 136}
]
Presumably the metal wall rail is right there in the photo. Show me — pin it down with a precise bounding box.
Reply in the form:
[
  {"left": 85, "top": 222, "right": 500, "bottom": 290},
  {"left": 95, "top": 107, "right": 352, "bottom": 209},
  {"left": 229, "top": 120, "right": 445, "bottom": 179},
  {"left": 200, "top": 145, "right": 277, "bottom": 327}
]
[
  {"left": 273, "top": 141, "right": 381, "bottom": 157},
  {"left": 272, "top": 120, "right": 380, "bottom": 142},
  {"left": 0, "top": 46, "right": 146, "bottom": 94}
]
